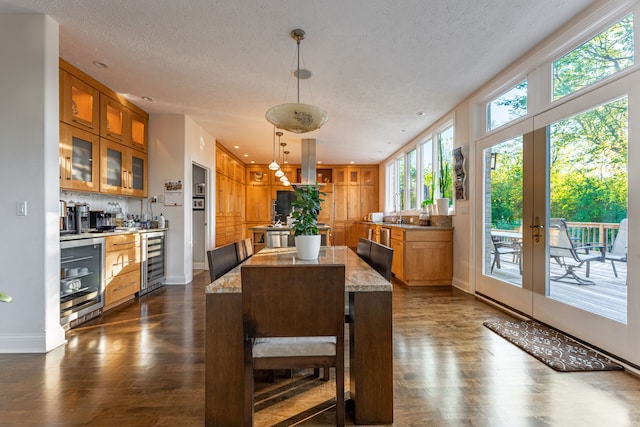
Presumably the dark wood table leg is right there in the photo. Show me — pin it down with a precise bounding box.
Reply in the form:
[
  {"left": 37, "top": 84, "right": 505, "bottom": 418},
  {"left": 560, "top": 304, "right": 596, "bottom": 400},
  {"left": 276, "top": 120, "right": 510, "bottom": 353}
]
[
  {"left": 205, "top": 293, "right": 243, "bottom": 426},
  {"left": 349, "top": 291, "right": 393, "bottom": 424}
]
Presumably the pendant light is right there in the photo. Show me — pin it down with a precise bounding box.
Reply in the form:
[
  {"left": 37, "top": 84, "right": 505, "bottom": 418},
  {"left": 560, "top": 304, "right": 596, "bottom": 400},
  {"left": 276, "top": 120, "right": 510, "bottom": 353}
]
[
  {"left": 265, "top": 29, "right": 328, "bottom": 133},
  {"left": 275, "top": 131, "right": 285, "bottom": 177},
  {"left": 268, "top": 126, "right": 279, "bottom": 171}
]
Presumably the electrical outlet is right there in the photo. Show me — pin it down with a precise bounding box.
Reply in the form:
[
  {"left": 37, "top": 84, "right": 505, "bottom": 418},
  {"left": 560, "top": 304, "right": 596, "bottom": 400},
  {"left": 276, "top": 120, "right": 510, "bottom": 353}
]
[{"left": 157, "top": 195, "right": 164, "bottom": 204}]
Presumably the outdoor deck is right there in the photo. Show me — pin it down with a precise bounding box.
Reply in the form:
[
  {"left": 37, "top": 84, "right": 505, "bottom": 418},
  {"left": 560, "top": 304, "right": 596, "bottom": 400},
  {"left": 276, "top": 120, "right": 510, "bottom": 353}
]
[{"left": 489, "top": 256, "right": 627, "bottom": 323}]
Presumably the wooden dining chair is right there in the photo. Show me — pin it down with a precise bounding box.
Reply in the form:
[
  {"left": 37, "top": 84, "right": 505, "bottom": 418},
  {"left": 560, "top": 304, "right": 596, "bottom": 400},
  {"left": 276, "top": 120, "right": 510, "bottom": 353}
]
[
  {"left": 241, "top": 264, "right": 346, "bottom": 427},
  {"left": 369, "top": 241, "right": 394, "bottom": 281}
]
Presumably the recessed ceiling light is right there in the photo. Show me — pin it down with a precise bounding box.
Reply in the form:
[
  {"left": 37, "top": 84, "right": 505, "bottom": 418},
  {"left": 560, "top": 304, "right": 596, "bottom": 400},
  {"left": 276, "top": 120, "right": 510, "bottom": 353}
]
[
  {"left": 292, "top": 69, "right": 312, "bottom": 79},
  {"left": 93, "top": 61, "right": 108, "bottom": 69},
  {"left": 243, "top": 154, "right": 248, "bottom": 157},
  {"left": 416, "top": 112, "right": 425, "bottom": 116},
  {"left": 317, "top": 161, "right": 322, "bottom": 164},
  {"left": 234, "top": 145, "right": 240, "bottom": 149},
  {"left": 401, "top": 129, "right": 406, "bottom": 133},
  {"left": 141, "top": 96, "right": 153, "bottom": 102},
  {"left": 350, "top": 161, "right": 355, "bottom": 164},
  {"left": 250, "top": 160, "right": 255, "bottom": 164}
]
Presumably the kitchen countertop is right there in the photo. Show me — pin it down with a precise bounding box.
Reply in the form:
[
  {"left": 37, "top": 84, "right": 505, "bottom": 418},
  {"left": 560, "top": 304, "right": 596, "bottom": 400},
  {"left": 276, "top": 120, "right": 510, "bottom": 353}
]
[
  {"left": 249, "top": 224, "right": 331, "bottom": 231},
  {"left": 360, "top": 221, "right": 453, "bottom": 230},
  {"left": 60, "top": 227, "right": 168, "bottom": 241}
]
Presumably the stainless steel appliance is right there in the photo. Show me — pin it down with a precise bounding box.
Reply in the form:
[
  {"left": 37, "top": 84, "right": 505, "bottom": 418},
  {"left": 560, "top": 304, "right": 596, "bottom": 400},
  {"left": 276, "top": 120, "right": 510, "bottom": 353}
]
[
  {"left": 74, "top": 203, "right": 90, "bottom": 233},
  {"left": 60, "top": 237, "right": 105, "bottom": 329},
  {"left": 139, "top": 231, "right": 166, "bottom": 296},
  {"left": 90, "top": 210, "right": 115, "bottom": 231}
]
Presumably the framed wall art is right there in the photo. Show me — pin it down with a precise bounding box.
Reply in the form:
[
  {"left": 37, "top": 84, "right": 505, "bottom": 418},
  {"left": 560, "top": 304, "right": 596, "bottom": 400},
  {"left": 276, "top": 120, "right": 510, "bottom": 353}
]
[
  {"left": 192, "top": 197, "right": 205, "bottom": 210},
  {"left": 453, "top": 147, "right": 467, "bottom": 200}
]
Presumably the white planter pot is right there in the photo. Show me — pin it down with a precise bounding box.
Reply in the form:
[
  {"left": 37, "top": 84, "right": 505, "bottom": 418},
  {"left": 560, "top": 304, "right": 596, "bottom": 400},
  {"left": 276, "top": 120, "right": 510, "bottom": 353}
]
[
  {"left": 295, "top": 235, "right": 321, "bottom": 260},
  {"left": 436, "top": 198, "right": 450, "bottom": 215}
]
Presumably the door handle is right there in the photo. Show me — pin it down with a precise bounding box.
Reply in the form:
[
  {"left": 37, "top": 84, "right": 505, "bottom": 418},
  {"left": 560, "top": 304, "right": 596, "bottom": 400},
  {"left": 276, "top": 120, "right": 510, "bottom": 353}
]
[{"left": 529, "top": 216, "right": 545, "bottom": 243}]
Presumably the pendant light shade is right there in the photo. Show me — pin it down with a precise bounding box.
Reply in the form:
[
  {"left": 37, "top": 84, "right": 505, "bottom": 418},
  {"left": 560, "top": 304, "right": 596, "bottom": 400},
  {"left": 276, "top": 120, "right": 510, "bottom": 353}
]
[{"left": 265, "top": 29, "right": 328, "bottom": 133}]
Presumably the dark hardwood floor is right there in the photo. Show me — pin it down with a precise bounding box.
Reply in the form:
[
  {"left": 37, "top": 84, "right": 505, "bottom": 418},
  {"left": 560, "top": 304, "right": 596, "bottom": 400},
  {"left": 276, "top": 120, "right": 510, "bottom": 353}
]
[{"left": 1, "top": 270, "right": 640, "bottom": 426}]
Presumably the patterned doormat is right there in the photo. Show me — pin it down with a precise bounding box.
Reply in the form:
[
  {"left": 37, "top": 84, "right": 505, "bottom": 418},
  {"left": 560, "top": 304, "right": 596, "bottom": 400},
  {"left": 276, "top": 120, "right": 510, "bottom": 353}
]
[{"left": 483, "top": 319, "right": 623, "bottom": 372}]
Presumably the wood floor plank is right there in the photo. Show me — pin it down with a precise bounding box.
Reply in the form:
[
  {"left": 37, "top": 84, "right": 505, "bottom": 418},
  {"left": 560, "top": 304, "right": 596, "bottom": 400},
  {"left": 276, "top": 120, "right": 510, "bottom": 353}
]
[{"left": 0, "top": 270, "right": 639, "bottom": 426}]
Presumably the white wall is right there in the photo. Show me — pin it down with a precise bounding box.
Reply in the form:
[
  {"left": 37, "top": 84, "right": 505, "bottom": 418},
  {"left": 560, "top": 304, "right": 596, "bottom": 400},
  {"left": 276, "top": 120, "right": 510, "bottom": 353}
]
[
  {"left": 148, "top": 114, "right": 215, "bottom": 285},
  {"left": 0, "top": 14, "right": 66, "bottom": 352}
]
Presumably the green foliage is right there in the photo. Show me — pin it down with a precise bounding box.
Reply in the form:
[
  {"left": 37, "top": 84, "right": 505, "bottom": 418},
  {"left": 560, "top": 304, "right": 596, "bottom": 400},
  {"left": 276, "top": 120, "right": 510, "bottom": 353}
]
[
  {"left": 291, "top": 185, "right": 326, "bottom": 236},
  {"left": 0, "top": 291, "right": 12, "bottom": 303},
  {"left": 438, "top": 132, "right": 453, "bottom": 200}
]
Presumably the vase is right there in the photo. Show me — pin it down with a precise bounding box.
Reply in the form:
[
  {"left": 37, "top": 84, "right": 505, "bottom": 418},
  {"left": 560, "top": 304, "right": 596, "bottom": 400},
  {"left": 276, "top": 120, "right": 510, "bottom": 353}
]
[
  {"left": 295, "top": 235, "right": 321, "bottom": 260},
  {"left": 436, "top": 198, "right": 450, "bottom": 215}
]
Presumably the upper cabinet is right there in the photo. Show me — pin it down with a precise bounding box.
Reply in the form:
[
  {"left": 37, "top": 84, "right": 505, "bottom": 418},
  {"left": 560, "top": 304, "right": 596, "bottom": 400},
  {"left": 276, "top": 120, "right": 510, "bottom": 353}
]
[
  {"left": 59, "top": 59, "right": 149, "bottom": 196},
  {"left": 59, "top": 122, "right": 100, "bottom": 192},
  {"left": 129, "top": 111, "right": 148, "bottom": 153},
  {"left": 100, "top": 94, "right": 128, "bottom": 144},
  {"left": 60, "top": 70, "right": 100, "bottom": 134}
]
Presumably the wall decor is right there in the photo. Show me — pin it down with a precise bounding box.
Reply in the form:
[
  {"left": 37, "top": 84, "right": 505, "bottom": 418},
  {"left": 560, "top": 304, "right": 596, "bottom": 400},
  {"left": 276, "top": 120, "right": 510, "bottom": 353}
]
[
  {"left": 453, "top": 147, "right": 467, "bottom": 200},
  {"left": 195, "top": 182, "right": 205, "bottom": 196}
]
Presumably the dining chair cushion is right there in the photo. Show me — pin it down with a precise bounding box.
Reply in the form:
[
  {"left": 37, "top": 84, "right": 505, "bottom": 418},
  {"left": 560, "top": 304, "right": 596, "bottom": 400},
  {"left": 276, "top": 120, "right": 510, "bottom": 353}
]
[{"left": 253, "top": 336, "right": 337, "bottom": 358}]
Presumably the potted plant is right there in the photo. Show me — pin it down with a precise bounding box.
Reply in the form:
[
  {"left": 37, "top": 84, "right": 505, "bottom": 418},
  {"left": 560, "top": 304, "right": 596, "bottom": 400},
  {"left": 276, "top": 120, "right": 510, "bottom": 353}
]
[{"left": 291, "top": 184, "right": 325, "bottom": 260}]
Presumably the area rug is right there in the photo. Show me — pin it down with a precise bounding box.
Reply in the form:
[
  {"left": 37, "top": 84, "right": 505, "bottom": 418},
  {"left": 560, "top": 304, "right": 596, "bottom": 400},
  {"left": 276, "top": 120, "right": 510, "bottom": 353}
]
[{"left": 483, "top": 319, "right": 623, "bottom": 372}]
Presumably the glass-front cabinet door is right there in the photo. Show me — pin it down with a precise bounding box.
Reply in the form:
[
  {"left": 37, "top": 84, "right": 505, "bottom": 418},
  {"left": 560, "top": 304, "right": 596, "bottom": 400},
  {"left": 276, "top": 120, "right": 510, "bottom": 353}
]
[
  {"left": 100, "top": 94, "right": 128, "bottom": 144},
  {"left": 60, "top": 70, "right": 100, "bottom": 133},
  {"left": 59, "top": 123, "right": 100, "bottom": 192},
  {"left": 100, "top": 139, "right": 147, "bottom": 197}
]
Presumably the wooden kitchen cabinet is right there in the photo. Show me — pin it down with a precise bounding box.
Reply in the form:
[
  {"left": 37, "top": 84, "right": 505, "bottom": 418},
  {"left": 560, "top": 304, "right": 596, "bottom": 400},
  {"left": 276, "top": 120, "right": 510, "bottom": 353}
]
[
  {"left": 60, "top": 70, "right": 100, "bottom": 134},
  {"left": 389, "top": 226, "right": 453, "bottom": 286},
  {"left": 129, "top": 111, "right": 148, "bottom": 153},
  {"left": 59, "top": 123, "right": 101, "bottom": 192},
  {"left": 100, "top": 139, "right": 148, "bottom": 197},
  {"left": 245, "top": 184, "right": 272, "bottom": 222},
  {"left": 100, "top": 94, "right": 128, "bottom": 144},
  {"left": 104, "top": 234, "right": 140, "bottom": 309}
]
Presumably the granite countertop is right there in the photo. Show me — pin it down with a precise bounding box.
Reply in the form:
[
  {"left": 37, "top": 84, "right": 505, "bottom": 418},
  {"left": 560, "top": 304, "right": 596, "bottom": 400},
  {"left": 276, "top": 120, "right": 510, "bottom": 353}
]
[
  {"left": 249, "top": 224, "right": 331, "bottom": 231},
  {"left": 360, "top": 221, "right": 452, "bottom": 230},
  {"left": 206, "top": 246, "right": 391, "bottom": 294},
  {"left": 60, "top": 227, "right": 168, "bottom": 241}
]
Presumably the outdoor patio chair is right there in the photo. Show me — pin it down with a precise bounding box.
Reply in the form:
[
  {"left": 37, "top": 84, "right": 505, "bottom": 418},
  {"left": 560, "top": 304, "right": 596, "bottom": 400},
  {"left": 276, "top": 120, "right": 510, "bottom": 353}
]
[
  {"left": 606, "top": 218, "right": 627, "bottom": 278},
  {"left": 548, "top": 218, "right": 605, "bottom": 285},
  {"left": 490, "top": 235, "right": 522, "bottom": 275}
]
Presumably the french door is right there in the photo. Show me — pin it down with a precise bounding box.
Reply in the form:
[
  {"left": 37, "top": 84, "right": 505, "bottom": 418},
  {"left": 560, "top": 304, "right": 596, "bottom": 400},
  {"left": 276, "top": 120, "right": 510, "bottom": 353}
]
[{"left": 476, "top": 70, "right": 640, "bottom": 366}]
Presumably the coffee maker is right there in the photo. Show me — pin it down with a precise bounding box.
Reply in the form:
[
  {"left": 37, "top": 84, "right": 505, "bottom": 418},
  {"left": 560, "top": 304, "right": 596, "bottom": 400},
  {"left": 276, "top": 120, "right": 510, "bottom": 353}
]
[{"left": 74, "top": 203, "right": 90, "bottom": 233}]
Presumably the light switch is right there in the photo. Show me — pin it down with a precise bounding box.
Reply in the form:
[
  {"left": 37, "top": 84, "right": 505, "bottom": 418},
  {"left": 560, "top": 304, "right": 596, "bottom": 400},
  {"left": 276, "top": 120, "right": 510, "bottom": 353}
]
[{"left": 16, "top": 201, "right": 27, "bottom": 216}]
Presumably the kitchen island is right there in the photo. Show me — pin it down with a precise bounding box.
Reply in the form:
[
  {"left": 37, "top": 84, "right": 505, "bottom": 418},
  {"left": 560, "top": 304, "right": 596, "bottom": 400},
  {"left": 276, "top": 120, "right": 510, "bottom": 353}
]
[
  {"left": 249, "top": 224, "right": 331, "bottom": 252},
  {"left": 205, "top": 246, "right": 393, "bottom": 425}
]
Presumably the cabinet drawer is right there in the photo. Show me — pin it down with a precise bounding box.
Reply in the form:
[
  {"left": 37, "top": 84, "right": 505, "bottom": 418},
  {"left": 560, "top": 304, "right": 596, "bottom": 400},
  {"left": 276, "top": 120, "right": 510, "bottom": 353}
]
[
  {"left": 105, "top": 234, "right": 139, "bottom": 251},
  {"left": 390, "top": 228, "right": 405, "bottom": 241},
  {"left": 105, "top": 269, "right": 140, "bottom": 306},
  {"left": 105, "top": 247, "right": 140, "bottom": 278}
]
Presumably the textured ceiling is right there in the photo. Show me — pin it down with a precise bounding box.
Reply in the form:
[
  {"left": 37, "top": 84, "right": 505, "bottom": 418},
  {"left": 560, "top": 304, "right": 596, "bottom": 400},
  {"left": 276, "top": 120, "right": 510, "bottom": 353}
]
[{"left": 1, "top": 0, "right": 596, "bottom": 165}]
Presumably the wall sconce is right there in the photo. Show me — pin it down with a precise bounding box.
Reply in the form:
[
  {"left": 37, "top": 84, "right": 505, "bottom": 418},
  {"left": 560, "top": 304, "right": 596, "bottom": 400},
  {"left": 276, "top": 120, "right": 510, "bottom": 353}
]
[{"left": 490, "top": 152, "right": 498, "bottom": 170}]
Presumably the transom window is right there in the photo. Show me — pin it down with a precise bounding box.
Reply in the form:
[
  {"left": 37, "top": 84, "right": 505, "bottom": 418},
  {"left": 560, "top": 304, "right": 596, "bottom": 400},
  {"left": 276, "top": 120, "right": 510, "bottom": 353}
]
[
  {"left": 486, "top": 80, "right": 527, "bottom": 131},
  {"left": 553, "top": 13, "right": 634, "bottom": 100}
]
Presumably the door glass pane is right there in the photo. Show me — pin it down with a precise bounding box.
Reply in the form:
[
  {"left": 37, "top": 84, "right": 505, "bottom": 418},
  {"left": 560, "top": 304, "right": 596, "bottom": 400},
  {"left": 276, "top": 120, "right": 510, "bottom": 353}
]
[
  {"left": 547, "top": 97, "right": 628, "bottom": 323},
  {"left": 71, "top": 136, "right": 93, "bottom": 182},
  {"left": 484, "top": 136, "right": 523, "bottom": 287},
  {"left": 106, "top": 148, "right": 122, "bottom": 187}
]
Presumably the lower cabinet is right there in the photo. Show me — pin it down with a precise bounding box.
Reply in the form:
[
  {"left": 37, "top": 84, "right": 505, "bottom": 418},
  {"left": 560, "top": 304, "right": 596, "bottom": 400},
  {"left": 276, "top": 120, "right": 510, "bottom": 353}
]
[
  {"left": 104, "top": 234, "right": 140, "bottom": 309},
  {"left": 390, "top": 227, "right": 453, "bottom": 286}
]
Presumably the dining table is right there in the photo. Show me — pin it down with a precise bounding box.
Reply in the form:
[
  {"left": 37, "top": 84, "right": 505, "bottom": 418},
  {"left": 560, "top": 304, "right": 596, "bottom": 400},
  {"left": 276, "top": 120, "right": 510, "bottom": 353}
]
[{"left": 205, "top": 246, "right": 394, "bottom": 426}]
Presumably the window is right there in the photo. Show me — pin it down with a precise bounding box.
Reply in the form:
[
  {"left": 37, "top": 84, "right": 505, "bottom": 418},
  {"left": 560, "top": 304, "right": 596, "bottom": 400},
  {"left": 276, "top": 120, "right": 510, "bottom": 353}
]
[
  {"left": 438, "top": 126, "right": 454, "bottom": 202},
  {"left": 385, "top": 122, "right": 454, "bottom": 213},
  {"left": 553, "top": 14, "right": 634, "bottom": 100},
  {"left": 421, "top": 138, "right": 433, "bottom": 204},
  {"left": 407, "top": 149, "right": 417, "bottom": 209},
  {"left": 487, "top": 80, "right": 527, "bottom": 131}
]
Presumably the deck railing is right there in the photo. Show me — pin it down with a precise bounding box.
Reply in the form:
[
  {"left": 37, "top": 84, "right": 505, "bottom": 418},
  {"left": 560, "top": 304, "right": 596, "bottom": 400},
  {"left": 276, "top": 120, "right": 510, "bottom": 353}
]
[{"left": 564, "top": 221, "right": 621, "bottom": 250}]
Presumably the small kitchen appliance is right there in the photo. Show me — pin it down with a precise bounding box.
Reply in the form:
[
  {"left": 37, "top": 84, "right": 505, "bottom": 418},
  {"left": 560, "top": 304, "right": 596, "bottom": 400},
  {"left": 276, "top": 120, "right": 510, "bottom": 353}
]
[
  {"left": 90, "top": 210, "right": 115, "bottom": 231},
  {"left": 74, "top": 203, "right": 90, "bottom": 233}
]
